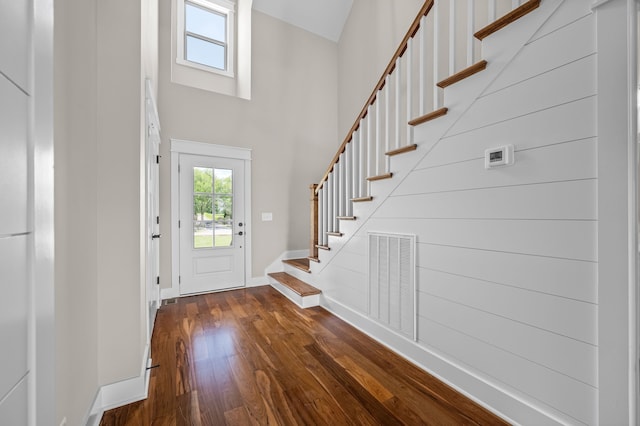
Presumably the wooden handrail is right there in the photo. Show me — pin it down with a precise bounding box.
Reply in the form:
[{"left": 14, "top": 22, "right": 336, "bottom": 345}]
[{"left": 315, "top": 0, "right": 434, "bottom": 194}]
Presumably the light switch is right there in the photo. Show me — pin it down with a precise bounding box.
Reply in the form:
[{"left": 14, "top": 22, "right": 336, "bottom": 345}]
[{"left": 261, "top": 212, "right": 273, "bottom": 221}]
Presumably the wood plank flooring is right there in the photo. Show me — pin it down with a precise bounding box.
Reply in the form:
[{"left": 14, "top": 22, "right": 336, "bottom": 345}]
[{"left": 100, "top": 286, "right": 509, "bottom": 425}]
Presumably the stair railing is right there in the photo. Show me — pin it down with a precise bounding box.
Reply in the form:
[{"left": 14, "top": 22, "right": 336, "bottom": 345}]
[{"left": 310, "top": 0, "right": 534, "bottom": 260}]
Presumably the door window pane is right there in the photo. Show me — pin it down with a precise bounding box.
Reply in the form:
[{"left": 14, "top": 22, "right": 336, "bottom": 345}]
[
  {"left": 193, "top": 167, "right": 214, "bottom": 248},
  {"left": 214, "top": 169, "right": 233, "bottom": 247},
  {"left": 193, "top": 167, "right": 233, "bottom": 248}
]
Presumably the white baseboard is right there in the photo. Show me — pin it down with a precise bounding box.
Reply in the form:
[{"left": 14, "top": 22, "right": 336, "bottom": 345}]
[
  {"left": 84, "top": 345, "right": 151, "bottom": 426},
  {"left": 321, "top": 295, "right": 571, "bottom": 426},
  {"left": 247, "top": 276, "right": 268, "bottom": 287},
  {"left": 160, "top": 286, "right": 180, "bottom": 300}
]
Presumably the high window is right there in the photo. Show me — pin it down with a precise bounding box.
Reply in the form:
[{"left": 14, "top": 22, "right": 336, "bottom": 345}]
[
  {"left": 185, "top": 2, "right": 227, "bottom": 71},
  {"left": 176, "top": 0, "right": 235, "bottom": 77},
  {"left": 171, "top": 0, "right": 251, "bottom": 99}
]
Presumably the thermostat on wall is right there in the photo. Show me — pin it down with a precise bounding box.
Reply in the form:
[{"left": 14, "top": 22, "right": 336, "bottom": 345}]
[{"left": 485, "top": 144, "right": 514, "bottom": 169}]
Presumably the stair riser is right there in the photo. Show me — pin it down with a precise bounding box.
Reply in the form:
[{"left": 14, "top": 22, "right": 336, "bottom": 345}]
[
  {"left": 283, "top": 264, "right": 315, "bottom": 282},
  {"left": 269, "top": 280, "right": 320, "bottom": 308}
]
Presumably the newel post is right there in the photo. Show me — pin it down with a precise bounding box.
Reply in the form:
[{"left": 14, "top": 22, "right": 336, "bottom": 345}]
[{"left": 309, "top": 184, "right": 319, "bottom": 259}]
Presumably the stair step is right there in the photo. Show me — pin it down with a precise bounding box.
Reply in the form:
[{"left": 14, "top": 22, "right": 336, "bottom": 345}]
[
  {"left": 351, "top": 196, "right": 374, "bottom": 203},
  {"left": 282, "top": 258, "right": 311, "bottom": 273},
  {"left": 408, "top": 107, "right": 448, "bottom": 126},
  {"left": 386, "top": 144, "right": 417, "bottom": 157},
  {"left": 315, "top": 244, "right": 331, "bottom": 250},
  {"left": 475, "top": 0, "right": 541, "bottom": 40},
  {"left": 337, "top": 216, "right": 356, "bottom": 221},
  {"left": 437, "top": 60, "right": 488, "bottom": 89},
  {"left": 268, "top": 272, "right": 321, "bottom": 296},
  {"left": 268, "top": 272, "right": 321, "bottom": 308},
  {"left": 327, "top": 232, "right": 344, "bottom": 237},
  {"left": 367, "top": 173, "right": 393, "bottom": 182}
]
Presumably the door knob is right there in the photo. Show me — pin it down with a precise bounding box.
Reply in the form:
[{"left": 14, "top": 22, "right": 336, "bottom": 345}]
[
  {"left": 236, "top": 231, "right": 244, "bottom": 236},
  {"left": 152, "top": 234, "right": 161, "bottom": 239}
]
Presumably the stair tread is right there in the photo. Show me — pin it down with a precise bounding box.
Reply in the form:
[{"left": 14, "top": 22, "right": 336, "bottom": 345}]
[
  {"left": 409, "top": 107, "right": 448, "bottom": 126},
  {"left": 386, "top": 144, "right": 417, "bottom": 157},
  {"left": 437, "top": 60, "right": 487, "bottom": 89},
  {"left": 367, "top": 173, "right": 393, "bottom": 181},
  {"left": 268, "top": 272, "right": 321, "bottom": 296},
  {"left": 475, "top": 0, "right": 541, "bottom": 40},
  {"left": 282, "top": 258, "right": 311, "bottom": 273},
  {"left": 352, "top": 196, "right": 374, "bottom": 202}
]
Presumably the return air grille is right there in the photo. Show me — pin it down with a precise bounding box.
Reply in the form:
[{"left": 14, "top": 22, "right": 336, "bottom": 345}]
[{"left": 368, "top": 232, "right": 416, "bottom": 340}]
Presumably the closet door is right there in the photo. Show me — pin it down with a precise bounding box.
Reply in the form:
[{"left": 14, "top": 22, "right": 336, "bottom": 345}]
[{"left": 0, "top": 0, "right": 31, "bottom": 423}]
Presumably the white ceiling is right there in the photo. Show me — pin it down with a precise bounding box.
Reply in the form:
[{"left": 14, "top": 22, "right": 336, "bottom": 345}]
[{"left": 252, "top": 0, "right": 353, "bottom": 42}]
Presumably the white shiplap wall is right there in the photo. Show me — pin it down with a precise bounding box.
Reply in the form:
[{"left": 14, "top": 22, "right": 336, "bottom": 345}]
[{"left": 313, "top": 1, "right": 599, "bottom": 424}]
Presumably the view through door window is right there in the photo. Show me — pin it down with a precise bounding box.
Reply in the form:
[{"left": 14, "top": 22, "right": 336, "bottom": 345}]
[{"left": 193, "top": 167, "right": 233, "bottom": 248}]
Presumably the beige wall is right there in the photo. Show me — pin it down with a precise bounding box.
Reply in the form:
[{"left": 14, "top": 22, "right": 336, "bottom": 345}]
[
  {"left": 95, "top": 0, "right": 145, "bottom": 385},
  {"left": 54, "top": 0, "right": 100, "bottom": 423},
  {"left": 55, "top": 0, "right": 151, "bottom": 423},
  {"left": 157, "top": 7, "right": 339, "bottom": 283},
  {"left": 337, "top": 0, "right": 422, "bottom": 138}
]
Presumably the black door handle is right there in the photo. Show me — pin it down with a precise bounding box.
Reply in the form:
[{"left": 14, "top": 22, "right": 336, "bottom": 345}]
[{"left": 152, "top": 234, "right": 161, "bottom": 239}]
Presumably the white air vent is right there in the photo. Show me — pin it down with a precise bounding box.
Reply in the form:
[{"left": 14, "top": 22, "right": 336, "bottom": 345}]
[{"left": 368, "top": 232, "right": 416, "bottom": 340}]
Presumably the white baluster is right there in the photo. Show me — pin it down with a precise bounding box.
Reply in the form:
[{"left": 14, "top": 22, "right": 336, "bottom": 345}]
[
  {"left": 352, "top": 130, "right": 360, "bottom": 199},
  {"left": 384, "top": 75, "right": 391, "bottom": 172},
  {"left": 333, "top": 166, "right": 339, "bottom": 231},
  {"left": 449, "top": 0, "right": 456, "bottom": 75},
  {"left": 433, "top": 0, "right": 440, "bottom": 110},
  {"left": 375, "top": 95, "right": 382, "bottom": 177},
  {"left": 337, "top": 155, "right": 343, "bottom": 218},
  {"left": 419, "top": 16, "right": 426, "bottom": 116},
  {"left": 512, "top": 0, "right": 520, "bottom": 10},
  {"left": 489, "top": 0, "right": 496, "bottom": 22},
  {"left": 345, "top": 143, "right": 352, "bottom": 217},
  {"left": 467, "top": 0, "right": 475, "bottom": 67},
  {"left": 360, "top": 119, "right": 367, "bottom": 195},
  {"left": 326, "top": 173, "right": 333, "bottom": 233},
  {"left": 340, "top": 152, "right": 347, "bottom": 216},
  {"left": 395, "top": 57, "right": 401, "bottom": 149},
  {"left": 406, "top": 37, "right": 413, "bottom": 146},
  {"left": 322, "top": 185, "right": 328, "bottom": 245},
  {"left": 365, "top": 105, "right": 376, "bottom": 183}
]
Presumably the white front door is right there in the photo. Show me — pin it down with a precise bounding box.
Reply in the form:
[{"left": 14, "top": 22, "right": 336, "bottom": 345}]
[{"left": 179, "top": 154, "right": 246, "bottom": 294}]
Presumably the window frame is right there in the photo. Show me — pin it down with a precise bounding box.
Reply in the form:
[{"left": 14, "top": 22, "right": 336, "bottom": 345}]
[{"left": 176, "top": 0, "right": 235, "bottom": 78}]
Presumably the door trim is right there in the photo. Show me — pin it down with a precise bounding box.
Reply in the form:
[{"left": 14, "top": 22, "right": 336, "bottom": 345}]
[{"left": 167, "top": 139, "right": 252, "bottom": 299}]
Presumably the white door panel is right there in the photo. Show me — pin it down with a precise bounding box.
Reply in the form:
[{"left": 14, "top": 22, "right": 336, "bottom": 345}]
[
  {"left": 179, "top": 154, "right": 245, "bottom": 294},
  {"left": 0, "top": 236, "right": 28, "bottom": 400},
  {"left": 0, "top": 77, "right": 28, "bottom": 235},
  {"left": 0, "top": 377, "right": 28, "bottom": 425},
  {"left": 0, "top": 0, "right": 29, "bottom": 91}
]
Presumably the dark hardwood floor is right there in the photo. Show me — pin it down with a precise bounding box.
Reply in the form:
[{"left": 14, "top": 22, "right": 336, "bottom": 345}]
[{"left": 100, "top": 286, "right": 508, "bottom": 425}]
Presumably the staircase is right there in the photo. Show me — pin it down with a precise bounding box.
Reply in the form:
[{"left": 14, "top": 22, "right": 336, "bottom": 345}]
[
  {"left": 309, "top": 0, "right": 541, "bottom": 261},
  {"left": 269, "top": 0, "right": 541, "bottom": 309}
]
